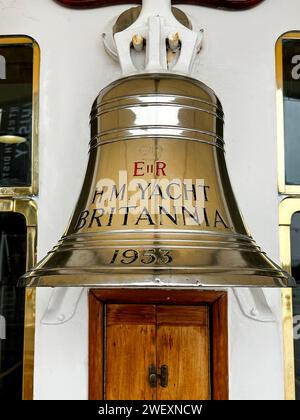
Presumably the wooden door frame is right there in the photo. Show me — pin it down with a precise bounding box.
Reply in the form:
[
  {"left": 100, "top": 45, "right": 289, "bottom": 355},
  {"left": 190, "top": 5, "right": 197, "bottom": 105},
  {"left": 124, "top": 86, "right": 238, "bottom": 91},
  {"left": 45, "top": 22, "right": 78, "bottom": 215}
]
[{"left": 89, "top": 289, "right": 229, "bottom": 400}]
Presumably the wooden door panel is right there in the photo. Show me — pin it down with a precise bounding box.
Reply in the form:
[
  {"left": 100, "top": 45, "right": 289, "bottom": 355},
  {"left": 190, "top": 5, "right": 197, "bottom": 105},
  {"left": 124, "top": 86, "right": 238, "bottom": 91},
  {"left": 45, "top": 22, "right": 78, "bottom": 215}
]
[
  {"left": 156, "top": 306, "right": 210, "bottom": 400},
  {"left": 107, "top": 304, "right": 156, "bottom": 325},
  {"left": 89, "top": 290, "right": 228, "bottom": 401},
  {"left": 105, "top": 304, "right": 156, "bottom": 400},
  {"left": 105, "top": 304, "right": 211, "bottom": 400},
  {"left": 156, "top": 305, "right": 208, "bottom": 326},
  {"left": 89, "top": 296, "right": 104, "bottom": 400}
]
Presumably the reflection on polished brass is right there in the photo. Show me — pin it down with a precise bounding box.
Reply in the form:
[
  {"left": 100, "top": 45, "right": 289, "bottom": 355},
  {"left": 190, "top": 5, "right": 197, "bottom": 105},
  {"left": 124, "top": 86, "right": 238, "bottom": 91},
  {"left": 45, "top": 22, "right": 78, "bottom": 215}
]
[
  {"left": 113, "top": 6, "right": 192, "bottom": 35},
  {"left": 22, "top": 74, "right": 291, "bottom": 288},
  {"left": 0, "top": 198, "right": 37, "bottom": 400},
  {"left": 0, "top": 36, "right": 40, "bottom": 197},
  {"left": 276, "top": 31, "right": 300, "bottom": 195}
]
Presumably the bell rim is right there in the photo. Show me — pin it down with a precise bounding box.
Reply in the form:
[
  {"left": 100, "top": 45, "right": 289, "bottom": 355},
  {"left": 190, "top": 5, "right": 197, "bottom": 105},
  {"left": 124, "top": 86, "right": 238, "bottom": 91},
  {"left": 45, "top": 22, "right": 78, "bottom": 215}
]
[{"left": 19, "top": 271, "right": 293, "bottom": 288}]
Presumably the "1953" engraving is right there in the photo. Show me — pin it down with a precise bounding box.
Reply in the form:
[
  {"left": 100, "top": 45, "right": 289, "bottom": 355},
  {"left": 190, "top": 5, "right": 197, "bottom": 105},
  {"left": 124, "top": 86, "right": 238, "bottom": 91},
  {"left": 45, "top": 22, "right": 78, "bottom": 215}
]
[{"left": 110, "top": 249, "right": 173, "bottom": 265}]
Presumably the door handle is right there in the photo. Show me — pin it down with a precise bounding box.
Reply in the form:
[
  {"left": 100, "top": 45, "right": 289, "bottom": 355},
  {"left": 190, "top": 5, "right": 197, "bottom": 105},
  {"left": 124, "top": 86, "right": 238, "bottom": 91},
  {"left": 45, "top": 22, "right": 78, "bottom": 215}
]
[
  {"left": 148, "top": 365, "right": 168, "bottom": 388},
  {"left": 149, "top": 365, "right": 157, "bottom": 388},
  {"left": 160, "top": 365, "right": 168, "bottom": 388}
]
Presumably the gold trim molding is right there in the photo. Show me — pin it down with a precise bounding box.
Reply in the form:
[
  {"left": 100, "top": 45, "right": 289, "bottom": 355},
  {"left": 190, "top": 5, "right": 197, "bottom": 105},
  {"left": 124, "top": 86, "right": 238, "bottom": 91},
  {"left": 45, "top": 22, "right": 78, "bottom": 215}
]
[
  {"left": 281, "top": 288, "right": 295, "bottom": 400},
  {"left": 279, "top": 197, "right": 298, "bottom": 400}
]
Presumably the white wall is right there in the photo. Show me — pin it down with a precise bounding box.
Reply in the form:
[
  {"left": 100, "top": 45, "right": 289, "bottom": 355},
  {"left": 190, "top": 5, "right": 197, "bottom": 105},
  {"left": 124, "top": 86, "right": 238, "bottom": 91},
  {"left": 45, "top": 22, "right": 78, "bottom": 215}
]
[{"left": 0, "top": 0, "right": 297, "bottom": 399}]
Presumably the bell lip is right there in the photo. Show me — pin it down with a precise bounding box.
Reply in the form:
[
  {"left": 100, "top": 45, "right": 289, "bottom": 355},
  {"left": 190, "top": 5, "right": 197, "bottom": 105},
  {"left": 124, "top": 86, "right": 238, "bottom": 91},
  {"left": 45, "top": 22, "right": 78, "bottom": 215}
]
[{"left": 18, "top": 272, "right": 294, "bottom": 288}]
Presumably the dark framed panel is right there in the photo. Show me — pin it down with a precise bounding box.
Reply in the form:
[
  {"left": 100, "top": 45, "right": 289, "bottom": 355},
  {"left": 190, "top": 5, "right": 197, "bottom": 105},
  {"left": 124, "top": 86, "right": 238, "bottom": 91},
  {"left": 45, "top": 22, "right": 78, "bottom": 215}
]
[
  {"left": 0, "top": 36, "right": 40, "bottom": 196},
  {"left": 0, "top": 199, "right": 37, "bottom": 400},
  {"left": 276, "top": 32, "right": 300, "bottom": 194},
  {"left": 290, "top": 212, "right": 300, "bottom": 400},
  {"left": 0, "top": 212, "right": 26, "bottom": 400},
  {"left": 89, "top": 289, "right": 228, "bottom": 401},
  {"left": 279, "top": 198, "right": 300, "bottom": 400},
  {"left": 55, "top": 0, "right": 265, "bottom": 10}
]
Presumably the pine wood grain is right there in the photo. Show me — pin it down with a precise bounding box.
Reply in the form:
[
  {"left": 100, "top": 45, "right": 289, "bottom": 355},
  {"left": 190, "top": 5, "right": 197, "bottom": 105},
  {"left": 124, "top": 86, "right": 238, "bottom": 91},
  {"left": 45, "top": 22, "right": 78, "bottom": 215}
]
[
  {"left": 212, "top": 294, "right": 228, "bottom": 400},
  {"left": 157, "top": 305, "right": 208, "bottom": 326},
  {"left": 156, "top": 306, "right": 210, "bottom": 400},
  {"left": 91, "top": 289, "right": 225, "bottom": 305},
  {"left": 88, "top": 292, "right": 104, "bottom": 400},
  {"left": 105, "top": 304, "right": 156, "bottom": 400}
]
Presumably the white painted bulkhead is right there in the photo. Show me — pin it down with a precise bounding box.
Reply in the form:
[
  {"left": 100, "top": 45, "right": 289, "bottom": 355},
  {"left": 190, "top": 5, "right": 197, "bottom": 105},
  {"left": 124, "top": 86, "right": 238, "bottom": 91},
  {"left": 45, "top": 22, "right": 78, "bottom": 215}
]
[{"left": 0, "top": 0, "right": 298, "bottom": 400}]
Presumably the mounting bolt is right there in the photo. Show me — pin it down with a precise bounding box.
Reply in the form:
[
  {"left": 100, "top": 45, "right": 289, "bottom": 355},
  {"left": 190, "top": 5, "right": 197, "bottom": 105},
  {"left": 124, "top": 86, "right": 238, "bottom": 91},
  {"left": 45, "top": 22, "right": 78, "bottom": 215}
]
[
  {"left": 168, "top": 32, "right": 180, "bottom": 51},
  {"left": 132, "top": 34, "right": 144, "bottom": 52},
  {"left": 57, "top": 314, "right": 66, "bottom": 322},
  {"left": 250, "top": 308, "right": 258, "bottom": 317}
]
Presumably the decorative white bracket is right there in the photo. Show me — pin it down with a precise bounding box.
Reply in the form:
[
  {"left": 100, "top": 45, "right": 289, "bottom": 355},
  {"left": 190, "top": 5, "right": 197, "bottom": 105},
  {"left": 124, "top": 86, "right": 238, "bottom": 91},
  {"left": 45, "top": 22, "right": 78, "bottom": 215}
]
[
  {"left": 41, "top": 288, "right": 84, "bottom": 325},
  {"left": 103, "top": 0, "right": 203, "bottom": 76},
  {"left": 233, "top": 288, "right": 276, "bottom": 323}
]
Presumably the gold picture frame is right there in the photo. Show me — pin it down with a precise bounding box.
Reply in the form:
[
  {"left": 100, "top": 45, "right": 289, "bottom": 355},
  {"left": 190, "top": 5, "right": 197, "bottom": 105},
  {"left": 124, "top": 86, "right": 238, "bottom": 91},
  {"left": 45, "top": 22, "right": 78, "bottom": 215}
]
[{"left": 0, "top": 35, "right": 40, "bottom": 197}]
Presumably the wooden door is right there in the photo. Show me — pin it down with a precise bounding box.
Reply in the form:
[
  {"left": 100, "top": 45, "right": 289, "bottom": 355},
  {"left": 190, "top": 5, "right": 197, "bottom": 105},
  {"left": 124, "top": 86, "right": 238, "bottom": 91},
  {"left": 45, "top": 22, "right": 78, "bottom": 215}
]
[
  {"left": 105, "top": 304, "right": 156, "bottom": 400},
  {"left": 105, "top": 304, "right": 210, "bottom": 400},
  {"left": 156, "top": 306, "right": 210, "bottom": 400}
]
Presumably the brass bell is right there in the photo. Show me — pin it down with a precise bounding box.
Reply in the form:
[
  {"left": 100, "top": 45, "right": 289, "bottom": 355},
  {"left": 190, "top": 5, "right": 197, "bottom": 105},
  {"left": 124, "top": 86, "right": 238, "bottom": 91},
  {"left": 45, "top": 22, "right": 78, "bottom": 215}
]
[{"left": 21, "top": 73, "right": 292, "bottom": 287}]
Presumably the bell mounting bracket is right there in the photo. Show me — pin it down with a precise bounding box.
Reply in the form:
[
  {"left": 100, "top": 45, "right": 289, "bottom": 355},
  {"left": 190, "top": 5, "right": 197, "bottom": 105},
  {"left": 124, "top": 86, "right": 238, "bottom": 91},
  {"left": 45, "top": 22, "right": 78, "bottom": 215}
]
[{"left": 102, "top": 0, "right": 203, "bottom": 76}]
